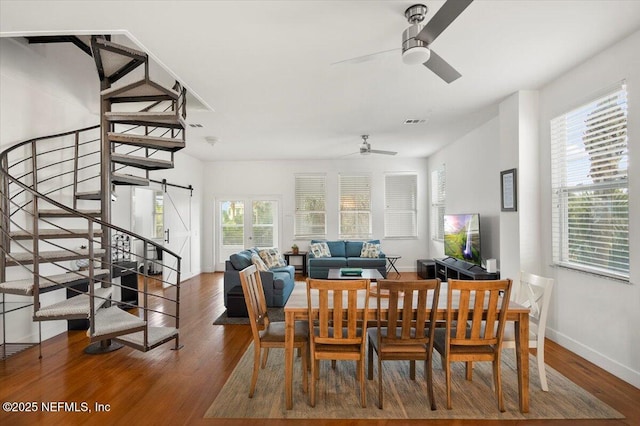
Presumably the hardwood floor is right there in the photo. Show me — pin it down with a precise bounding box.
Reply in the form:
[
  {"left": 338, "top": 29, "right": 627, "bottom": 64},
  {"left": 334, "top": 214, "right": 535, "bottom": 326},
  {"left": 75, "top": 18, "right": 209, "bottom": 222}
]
[{"left": 1, "top": 272, "right": 638, "bottom": 426}]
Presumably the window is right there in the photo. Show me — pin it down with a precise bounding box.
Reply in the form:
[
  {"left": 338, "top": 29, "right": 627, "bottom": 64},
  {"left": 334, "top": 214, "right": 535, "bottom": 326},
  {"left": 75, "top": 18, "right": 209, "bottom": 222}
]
[
  {"left": 384, "top": 173, "right": 417, "bottom": 238},
  {"left": 551, "top": 83, "right": 628, "bottom": 280},
  {"left": 339, "top": 174, "right": 371, "bottom": 239},
  {"left": 294, "top": 174, "right": 326, "bottom": 237},
  {"left": 431, "top": 165, "right": 446, "bottom": 241}
]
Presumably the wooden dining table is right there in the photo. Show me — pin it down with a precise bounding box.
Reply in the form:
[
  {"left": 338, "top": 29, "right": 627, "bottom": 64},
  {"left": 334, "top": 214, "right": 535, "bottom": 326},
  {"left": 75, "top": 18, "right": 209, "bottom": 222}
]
[{"left": 284, "top": 282, "right": 531, "bottom": 413}]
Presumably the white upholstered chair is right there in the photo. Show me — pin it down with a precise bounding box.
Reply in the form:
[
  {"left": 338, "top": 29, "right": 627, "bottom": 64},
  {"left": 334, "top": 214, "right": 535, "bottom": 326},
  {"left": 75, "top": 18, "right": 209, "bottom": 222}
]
[{"left": 503, "top": 271, "right": 554, "bottom": 391}]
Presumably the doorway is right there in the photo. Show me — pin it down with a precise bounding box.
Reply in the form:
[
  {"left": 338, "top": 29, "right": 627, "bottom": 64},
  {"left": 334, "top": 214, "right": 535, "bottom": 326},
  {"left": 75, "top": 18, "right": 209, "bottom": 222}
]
[{"left": 216, "top": 197, "right": 280, "bottom": 270}]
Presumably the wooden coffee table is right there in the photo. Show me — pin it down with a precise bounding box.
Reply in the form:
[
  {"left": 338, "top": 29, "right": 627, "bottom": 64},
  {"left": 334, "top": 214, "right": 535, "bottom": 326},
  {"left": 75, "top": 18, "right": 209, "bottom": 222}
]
[{"left": 327, "top": 268, "right": 384, "bottom": 281}]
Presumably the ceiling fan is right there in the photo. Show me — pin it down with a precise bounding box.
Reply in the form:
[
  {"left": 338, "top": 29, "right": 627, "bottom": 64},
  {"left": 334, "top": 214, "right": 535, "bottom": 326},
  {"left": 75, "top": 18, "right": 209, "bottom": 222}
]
[
  {"left": 335, "top": 0, "right": 473, "bottom": 83},
  {"left": 359, "top": 135, "right": 397, "bottom": 156}
]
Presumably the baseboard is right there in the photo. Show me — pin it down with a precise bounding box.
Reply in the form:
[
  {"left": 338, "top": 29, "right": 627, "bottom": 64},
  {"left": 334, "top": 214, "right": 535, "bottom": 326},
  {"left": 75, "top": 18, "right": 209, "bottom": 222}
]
[{"left": 546, "top": 328, "right": 640, "bottom": 388}]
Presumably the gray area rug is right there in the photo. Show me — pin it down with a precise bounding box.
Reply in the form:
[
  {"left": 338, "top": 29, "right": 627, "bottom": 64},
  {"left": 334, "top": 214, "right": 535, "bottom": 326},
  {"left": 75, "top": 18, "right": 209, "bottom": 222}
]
[
  {"left": 213, "top": 307, "right": 284, "bottom": 325},
  {"left": 205, "top": 343, "right": 623, "bottom": 420}
]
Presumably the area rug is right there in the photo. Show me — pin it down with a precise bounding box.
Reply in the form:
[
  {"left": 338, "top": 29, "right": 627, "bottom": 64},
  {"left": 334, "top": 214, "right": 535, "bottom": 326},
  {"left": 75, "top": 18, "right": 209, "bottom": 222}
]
[
  {"left": 213, "top": 307, "right": 284, "bottom": 325},
  {"left": 205, "top": 343, "right": 623, "bottom": 420}
]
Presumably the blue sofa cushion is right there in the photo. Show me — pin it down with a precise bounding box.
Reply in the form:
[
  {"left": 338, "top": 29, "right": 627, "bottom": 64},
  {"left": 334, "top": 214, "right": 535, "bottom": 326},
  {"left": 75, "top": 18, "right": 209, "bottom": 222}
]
[
  {"left": 326, "top": 241, "right": 346, "bottom": 258},
  {"left": 229, "top": 249, "right": 253, "bottom": 270},
  {"left": 345, "top": 241, "right": 363, "bottom": 257},
  {"left": 308, "top": 257, "right": 348, "bottom": 268}
]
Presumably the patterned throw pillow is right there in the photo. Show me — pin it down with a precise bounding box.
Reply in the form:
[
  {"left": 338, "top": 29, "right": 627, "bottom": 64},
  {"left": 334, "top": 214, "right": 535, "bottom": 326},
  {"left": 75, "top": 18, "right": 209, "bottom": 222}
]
[
  {"left": 251, "top": 253, "right": 269, "bottom": 271},
  {"left": 360, "top": 242, "right": 380, "bottom": 258},
  {"left": 309, "top": 242, "right": 331, "bottom": 258},
  {"left": 258, "top": 248, "right": 287, "bottom": 269}
]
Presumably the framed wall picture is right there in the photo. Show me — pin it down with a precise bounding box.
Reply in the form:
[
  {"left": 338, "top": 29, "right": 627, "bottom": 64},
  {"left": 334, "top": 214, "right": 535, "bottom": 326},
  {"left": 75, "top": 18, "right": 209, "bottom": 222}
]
[{"left": 501, "top": 168, "right": 517, "bottom": 212}]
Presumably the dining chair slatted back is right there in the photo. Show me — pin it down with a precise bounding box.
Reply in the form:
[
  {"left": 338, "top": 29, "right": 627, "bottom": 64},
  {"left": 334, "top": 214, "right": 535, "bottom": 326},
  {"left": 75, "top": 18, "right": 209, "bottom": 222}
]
[
  {"left": 367, "top": 279, "right": 441, "bottom": 409},
  {"left": 434, "top": 278, "right": 512, "bottom": 411},
  {"left": 306, "top": 278, "right": 370, "bottom": 408},
  {"left": 241, "top": 265, "right": 270, "bottom": 334},
  {"left": 240, "top": 265, "right": 308, "bottom": 398}
]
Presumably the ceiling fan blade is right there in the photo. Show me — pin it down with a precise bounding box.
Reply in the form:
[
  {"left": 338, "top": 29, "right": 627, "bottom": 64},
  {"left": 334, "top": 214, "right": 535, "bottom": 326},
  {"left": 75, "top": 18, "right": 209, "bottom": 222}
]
[
  {"left": 423, "top": 49, "right": 461, "bottom": 83},
  {"left": 368, "top": 149, "right": 398, "bottom": 156},
  {"left": 331, "top": 48, "right": 400, "bottom": 66},
  {"left": 416, "top": 0, "right": 474, "bottom": 45}
]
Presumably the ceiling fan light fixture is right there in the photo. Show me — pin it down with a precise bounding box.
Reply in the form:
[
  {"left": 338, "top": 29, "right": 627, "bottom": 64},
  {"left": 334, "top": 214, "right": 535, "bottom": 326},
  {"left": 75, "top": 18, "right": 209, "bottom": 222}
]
[
  {"left": 402, "top": 24, "right": 431, "bottom": 65},
  {"left": 402, "top": 45, "right": 430, "bottom": 65}
]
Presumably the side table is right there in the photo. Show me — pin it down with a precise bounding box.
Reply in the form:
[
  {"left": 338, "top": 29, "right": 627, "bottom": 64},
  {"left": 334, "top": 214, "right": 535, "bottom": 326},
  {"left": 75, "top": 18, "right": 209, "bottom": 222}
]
[
  {"left": 283, "top": 251, "right": 308, "bottom": 276},
  {"left": 385, "top": 255, "right": 401, "bottom": 278}
]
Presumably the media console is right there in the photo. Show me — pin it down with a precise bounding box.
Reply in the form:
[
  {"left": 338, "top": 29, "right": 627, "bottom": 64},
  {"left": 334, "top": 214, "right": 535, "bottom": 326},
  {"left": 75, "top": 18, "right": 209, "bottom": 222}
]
[{"left": 434, "top": 257, "right": 499, "bottom": 281}]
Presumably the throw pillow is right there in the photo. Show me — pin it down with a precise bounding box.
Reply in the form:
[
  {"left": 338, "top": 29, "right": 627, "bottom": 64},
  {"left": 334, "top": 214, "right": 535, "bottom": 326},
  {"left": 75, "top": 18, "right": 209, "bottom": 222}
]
[
  {"left": 251, "top": 253, "right": 269, "bottom": 271},
  {"left": 258, "top": 248, "right": 287, "bottom": 269},
  {"left": 309, "top": 242, "right": 331, "bottom": 258},
  {"left": 360, "top": 242, "right": 381, "bottom": 258}
]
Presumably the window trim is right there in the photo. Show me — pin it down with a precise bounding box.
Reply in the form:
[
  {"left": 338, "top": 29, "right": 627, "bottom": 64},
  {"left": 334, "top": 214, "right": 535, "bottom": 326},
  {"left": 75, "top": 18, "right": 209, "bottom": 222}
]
[
  {"left": 550, "top": 82, "right": 629, "bottom": 281},
  {"left": 384, "top": 172, "right": 418, "bottom": 239},
  {"left": 294, "top": 173, "right": 327, "bottom": 238},
  {"left": 431, "top": 165, "right": 446, "bottom": 242},
  {"left": 338, "top": 174, "right": 372, "bottom": 239}
]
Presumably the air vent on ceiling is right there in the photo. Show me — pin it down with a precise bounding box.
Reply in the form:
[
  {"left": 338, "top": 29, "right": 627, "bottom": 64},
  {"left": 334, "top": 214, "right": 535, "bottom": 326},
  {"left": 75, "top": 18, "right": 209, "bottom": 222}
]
[
  {"left": 189, "top": 123, "right": 203, "bottom": 128},
  {"left": 403, "top": 119, "right": 426, "bottom": 125}
]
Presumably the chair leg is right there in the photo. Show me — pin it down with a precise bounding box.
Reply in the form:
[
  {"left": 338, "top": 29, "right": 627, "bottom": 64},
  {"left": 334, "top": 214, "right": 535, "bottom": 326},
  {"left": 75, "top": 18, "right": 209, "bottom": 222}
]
[
  {"left": 537, "top": 347, "right": 549, "bottom": 391},
  {"left": 465, "top": 361, "right": 473, "bottom": 380},
  {"left": 332, "top": 359, "right": 337, "bottom": 369},
  {"left": 493, "top": 358, "right": 505, "bottom": 412},
  {"left": 249, "top": 345, "right": 261, "bottom": 398},
  {"left": 301, "top": 344, "right": 308, "bottom": 394},
  {"left": 367, "top": 341, "right": 374, "bottom": 380},
  {"left": 261, "top": 347, "right": 270, "bottom": 368},
  {"left": 310, "top": 356, "right": 316, "bottom": 407},
  {"left": 426, "top": 355, "right": 436, "bottom": 410},
  {"left": 410, "top": 360, "right": 416, "bottom": 380},
  {"left": 445, "top": 358, "right": 452, "bottom": 410},
  {"left": 360, "top": 355, "right": 367, "bottom": 408},
  {"left": 377, "top": 355, "right": 383, "bottom": 409}
]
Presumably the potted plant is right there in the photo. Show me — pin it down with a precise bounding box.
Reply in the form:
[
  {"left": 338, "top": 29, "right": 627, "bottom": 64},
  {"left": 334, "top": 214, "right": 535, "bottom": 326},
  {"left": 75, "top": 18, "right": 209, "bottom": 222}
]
[{"left": 291, "top": 244, "right": 299, "bottom": 255}]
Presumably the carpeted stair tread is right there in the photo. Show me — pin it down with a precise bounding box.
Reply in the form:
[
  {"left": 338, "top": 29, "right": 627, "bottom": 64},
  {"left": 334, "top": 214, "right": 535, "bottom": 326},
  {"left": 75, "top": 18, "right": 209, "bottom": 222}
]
[
  {"left": 111, "top": 153, "right": 174, "bottom": 170},
  {"left": 111, "top": 172, "right": 150, "bottom": 186},
  {"left": 115, "top": 326, "right": 178, "bottom": 348},
  {"left": 10, "top": 228, "right": 104, "bottom": 240},
  {"left": 5, "top": 248, "right": 106, "bottom": 266},
  {"left": 0, "top": 269, "right": 110, "bottom": 296},
  {"left": 90, "top": 306, "right": 146, "bottom": 338},
  {"left": 107, "top": 132, "right": 185, "bottom": 152},
  {"left": 34, "top": 287, "right": 112, "bottom": 320}
]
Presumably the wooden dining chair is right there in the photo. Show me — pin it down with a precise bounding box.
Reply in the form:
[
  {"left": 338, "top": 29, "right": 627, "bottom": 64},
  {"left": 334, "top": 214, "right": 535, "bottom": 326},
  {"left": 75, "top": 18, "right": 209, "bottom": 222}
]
[
  {"left": 502, "top": 271, "right": 554, "bottom": 391},
  {"left": 239, "top": 265, "right": 308, "bottom": 398},
  {"left": 367, "top": 279, "right": 441, "bottom": 409},
  {"left": 433, "top": 278, "right": 513, "bottom": 411},
  {"left": 306, "top": 278, "right": 370, "bottom": 408}
]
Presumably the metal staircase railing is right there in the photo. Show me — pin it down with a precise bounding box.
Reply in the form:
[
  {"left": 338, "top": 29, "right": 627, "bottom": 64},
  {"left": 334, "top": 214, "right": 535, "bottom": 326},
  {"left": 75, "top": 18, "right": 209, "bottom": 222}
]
[{"left": 0, "top": 35, "right": 187, "bottom": 359}]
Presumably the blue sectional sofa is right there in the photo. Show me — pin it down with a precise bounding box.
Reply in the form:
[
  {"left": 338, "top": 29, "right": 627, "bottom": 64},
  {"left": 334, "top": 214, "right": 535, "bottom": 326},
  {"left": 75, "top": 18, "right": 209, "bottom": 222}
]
[
  {"left": 223, "top": 248, "right": 295, "bottom": 308},
  {"left": 307, "top": 240, "right": 387, "bottom": 279}
]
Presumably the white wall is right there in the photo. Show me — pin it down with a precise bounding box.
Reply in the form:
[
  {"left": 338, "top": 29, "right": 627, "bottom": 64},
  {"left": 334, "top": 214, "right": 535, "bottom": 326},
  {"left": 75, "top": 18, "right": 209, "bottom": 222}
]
[
  {"left": 427, "top": 117, "right": 502, "bottom": 262},
  {"left": 202, "top": 157, "right": 429, "bottom": 273},
  {"left": 538, "top": 30, "right": 640, "bottom": 387},
  {"left": 0, "top": 38, "right": 99, "bottom": 148},
  {"left": 428, "top": 30, "right": 639, "bottom": 388}
]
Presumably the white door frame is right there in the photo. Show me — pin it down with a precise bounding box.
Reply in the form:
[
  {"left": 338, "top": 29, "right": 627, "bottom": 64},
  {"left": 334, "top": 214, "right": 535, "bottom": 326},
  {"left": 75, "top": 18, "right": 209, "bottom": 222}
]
[{"left": 214, "top": 195, "right": 282, "bottom": 271}]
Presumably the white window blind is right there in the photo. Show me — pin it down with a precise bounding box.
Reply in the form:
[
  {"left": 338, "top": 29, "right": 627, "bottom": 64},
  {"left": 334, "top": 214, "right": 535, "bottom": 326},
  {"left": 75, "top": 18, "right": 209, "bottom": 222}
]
[
  {"left": 551, "top": 83, "right": 628, "bottom": 279},
  {"left": 384, "top": 173, "right": 417, "bottom": 238},
  {"left": 431, "top": 165, "right": 446, "bottom": 241},
  {"left": 294, "top": 174, "right": 326, "bottom": 238},
  {"left": 339, "top": 174, "right": 371, "bottom": 239}
]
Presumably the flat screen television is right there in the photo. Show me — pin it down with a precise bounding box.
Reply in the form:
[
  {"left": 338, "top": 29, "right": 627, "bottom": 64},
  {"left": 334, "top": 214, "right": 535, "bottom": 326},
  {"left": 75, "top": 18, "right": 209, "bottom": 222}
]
[{"left": 444, "top": 213, "right": 481, "bottom": 266}]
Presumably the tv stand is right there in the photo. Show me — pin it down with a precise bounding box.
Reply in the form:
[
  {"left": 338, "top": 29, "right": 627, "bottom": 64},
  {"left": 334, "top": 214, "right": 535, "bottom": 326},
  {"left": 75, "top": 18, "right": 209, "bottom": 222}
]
[{"left": 434, "top": 258, "right": 499, "bottom": 281}]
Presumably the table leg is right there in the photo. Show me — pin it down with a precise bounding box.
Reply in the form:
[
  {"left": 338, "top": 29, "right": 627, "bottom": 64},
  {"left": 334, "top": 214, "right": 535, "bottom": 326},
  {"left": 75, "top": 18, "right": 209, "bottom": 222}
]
[
  {"left": 515, "top": 312, "right": 530, "bottom": 413},
  {"left": 285, "top": 310, "right": 294, "bottom": 410}
]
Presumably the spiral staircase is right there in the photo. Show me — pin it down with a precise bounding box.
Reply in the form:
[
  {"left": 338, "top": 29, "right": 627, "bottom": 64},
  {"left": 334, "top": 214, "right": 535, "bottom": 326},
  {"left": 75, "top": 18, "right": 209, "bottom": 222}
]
[{"left": 0, "top": 35, "right": 186, "bottom": 358}]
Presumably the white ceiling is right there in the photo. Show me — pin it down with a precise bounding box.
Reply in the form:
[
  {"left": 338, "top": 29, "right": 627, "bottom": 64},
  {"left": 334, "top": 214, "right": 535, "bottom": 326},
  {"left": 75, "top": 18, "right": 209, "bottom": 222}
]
[{"left": 2, "top": 1, "right": 640, "bottom": 161}]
